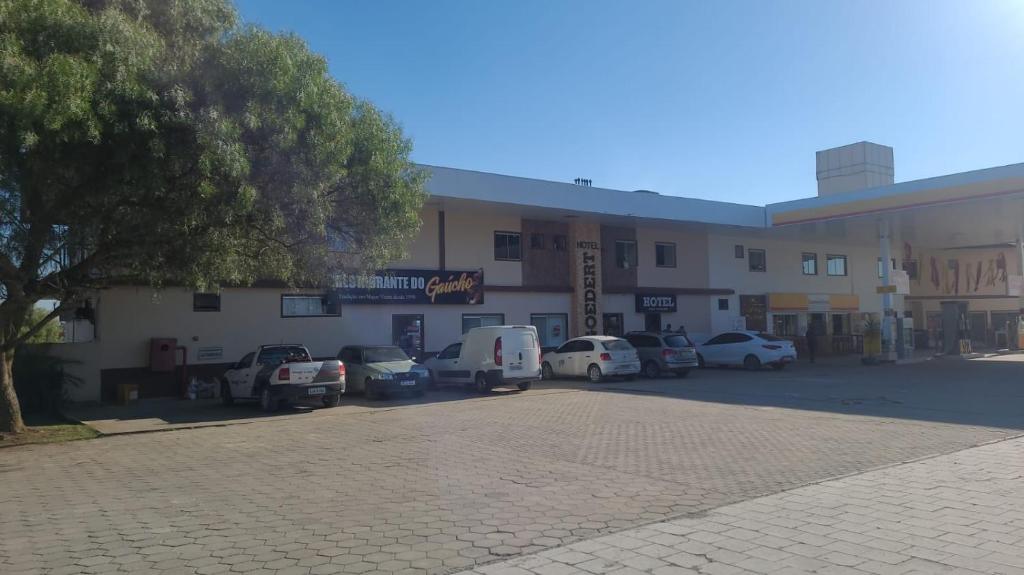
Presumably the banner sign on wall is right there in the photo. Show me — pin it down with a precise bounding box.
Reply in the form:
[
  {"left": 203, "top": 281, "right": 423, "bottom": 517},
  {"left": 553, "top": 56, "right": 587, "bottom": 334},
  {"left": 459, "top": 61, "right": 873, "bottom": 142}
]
[
  {"left": 337, "top": 269, "right": 484, "bottom": 305},
  {"left": 635, "top": 294, "right": 677, "bottom": 313}
]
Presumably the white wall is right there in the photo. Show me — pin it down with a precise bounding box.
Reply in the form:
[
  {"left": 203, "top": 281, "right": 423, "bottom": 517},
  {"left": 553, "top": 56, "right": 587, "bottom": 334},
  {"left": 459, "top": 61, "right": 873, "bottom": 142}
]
[
  {"left": 75, "top": 287, "right": 568, "bottom": 372},
  {"left": 707, "top": 233, "right": 887, "bottom": 334}
]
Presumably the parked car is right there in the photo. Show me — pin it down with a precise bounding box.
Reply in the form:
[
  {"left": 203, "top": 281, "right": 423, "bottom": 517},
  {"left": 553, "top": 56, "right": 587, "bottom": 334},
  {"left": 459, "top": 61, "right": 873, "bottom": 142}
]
[
  {"left": 221, "top": 344, "right": 345, "bottom": 412},
  {"left": 425, "top": 325, "right": 541, "bottom": 393},
  {"left": 541, "top": 336, "right": 641, "bottom": 383},
  {"left": 696, "top": 331, "right": 797, "bottom": 370},
  {"left": 337, "top": 345, "right": 430, "bottom": 399},
  {"left": 624, "top": 331, "right": 699, "bottom": 378}
]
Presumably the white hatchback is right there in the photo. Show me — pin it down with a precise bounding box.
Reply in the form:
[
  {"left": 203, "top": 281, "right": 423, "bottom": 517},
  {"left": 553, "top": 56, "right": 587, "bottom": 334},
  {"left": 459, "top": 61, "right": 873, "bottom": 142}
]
[
  {"left": 696, "top": 331, "right": 797, "bottom": 370},
  {"left": 541, "top": 336, "right": 641, "bottom": 383}
]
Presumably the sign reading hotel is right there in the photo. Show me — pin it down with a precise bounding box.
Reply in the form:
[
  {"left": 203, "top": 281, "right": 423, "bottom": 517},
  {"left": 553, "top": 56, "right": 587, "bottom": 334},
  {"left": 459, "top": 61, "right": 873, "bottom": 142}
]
[
  {"left": 635, "top": 294, "right": 677, "bottom": 313},
  {"left": 337, "top": 269, "right": 484, "bottom": 305},
  {"left": 570, "top": 222, "right": 602, "bottom": 337}
]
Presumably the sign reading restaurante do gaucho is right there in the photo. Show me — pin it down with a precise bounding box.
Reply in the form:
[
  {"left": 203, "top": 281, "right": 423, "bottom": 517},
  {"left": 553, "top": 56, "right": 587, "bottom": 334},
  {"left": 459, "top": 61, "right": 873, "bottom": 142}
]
[{"left": 336, "top": 269, "right": 484, "bottom": 305}]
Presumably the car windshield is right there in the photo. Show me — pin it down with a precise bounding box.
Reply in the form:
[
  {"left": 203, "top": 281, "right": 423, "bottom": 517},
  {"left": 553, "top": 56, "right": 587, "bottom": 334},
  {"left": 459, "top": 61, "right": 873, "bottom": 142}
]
[
  {"left": 758, "top": 333, "right": 786, "bottom": 342},
  {"left": 664, "top": 335, "right": 693, "bottom": 348},
  {"left": 257, "top": 346, "right": 310, "bottom": 365},
  {"left": 601, "top": 339, "right": 632, "bottom": 351},
  {"left": 364, "top": 347, "right": 410, "bottom": 363}
]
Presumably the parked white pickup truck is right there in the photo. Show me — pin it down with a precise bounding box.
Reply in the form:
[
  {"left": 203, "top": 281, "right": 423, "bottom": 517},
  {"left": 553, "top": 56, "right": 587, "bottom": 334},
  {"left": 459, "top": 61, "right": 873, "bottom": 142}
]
[{"left": 221, "top": 344, "right": 345, "bottom": 412}]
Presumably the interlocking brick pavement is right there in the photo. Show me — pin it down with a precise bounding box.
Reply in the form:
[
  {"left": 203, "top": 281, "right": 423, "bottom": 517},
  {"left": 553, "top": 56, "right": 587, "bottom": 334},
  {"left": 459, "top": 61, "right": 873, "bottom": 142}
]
[
  {"left": 458, "top": 434, "right": 1024, "bottom": 575},
  {"left": 1, "top": 360, "right": 1022, "bottom": 575}
]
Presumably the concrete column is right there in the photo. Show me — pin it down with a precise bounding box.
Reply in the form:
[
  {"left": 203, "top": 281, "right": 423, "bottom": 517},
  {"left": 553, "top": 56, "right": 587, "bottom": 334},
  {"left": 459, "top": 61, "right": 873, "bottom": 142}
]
[{"left": 879, "top": 219, "right": 895, "bottom": 358}]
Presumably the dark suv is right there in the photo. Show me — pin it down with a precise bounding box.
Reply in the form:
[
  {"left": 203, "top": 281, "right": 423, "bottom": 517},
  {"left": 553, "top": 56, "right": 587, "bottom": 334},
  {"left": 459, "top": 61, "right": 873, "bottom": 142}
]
[{"left": 624, "top": 331, "right": 699, "bottom": 378}]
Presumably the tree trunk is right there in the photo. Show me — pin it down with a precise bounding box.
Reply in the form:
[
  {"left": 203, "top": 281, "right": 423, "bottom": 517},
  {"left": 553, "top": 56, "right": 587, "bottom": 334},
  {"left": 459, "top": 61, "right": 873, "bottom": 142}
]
[{"left": 0, "top": 349, "right": 25, "bottom": 434}]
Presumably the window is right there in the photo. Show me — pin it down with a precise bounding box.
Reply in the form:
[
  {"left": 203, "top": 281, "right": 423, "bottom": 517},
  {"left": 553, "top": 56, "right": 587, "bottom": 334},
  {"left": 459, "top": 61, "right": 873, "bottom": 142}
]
[
  {"left": 664, "top": 334, "right": 693, "bottom": 348},
  {"left": 615, "top": 240, "right": 637, "bottom": 269},
  {"left": 625, "top": 334, "right": 661, "bottom": 348},
  {"left": 801, "top": 253, "right": 818, "bottom": 275},
  {"left": 339, "top": 347, "right": 362, "bottom": 364},
  {"left": 462, "top": 313, "right": 504, "bottom": 333},
  {"left": 494, "top": 231, "right": 521, "bottom": 261},
  {"left": 773, "top": 314, "right": 798, "bottom": 336},
  {"left": 257, "top": 346, "right": 310, "bottom": 365},
  {"left": 281, "top": 294, "right": 339, "bottom": 317},
  {"left": 903, "top": 259, "right": 919, "bottom": 281},
  {"left": 438, "top": 343, "right": 462, "bottom": 360},
  {"left": 235, "top": 352, "right": 255, "bottom": 369},
  {"left": 553, "top": 234, "right": 568, "bottom": 251},
  {"left": 877, "top": 257, "right": 896, "bottom": 278},
  {"left": 704, "top": 332, "right": 752, "bottom": 345},
  {"left": 748, "top": 248, "right": 766, "bottom": 272},
  {"left": 531, "top": 313, "right": 567, "bottom": 348},
  {"left": 654, "top": 242, "right": 677, "bottom": 267},
  {"left": 602, "top": 339, "right": 632, "bottom": 351},
  {"left": 577, "top": 339, "right": 595, "bottom": 352},
  {"left": 718, "top": 298, "right": 729, "bottom": 311},
  {"left": 734, "top": 245, "right": 744, "bottom": 258},
  {"left": 530, "top": 233, "right": 545, "bottom": 250},
  {"left": 826, "top": 254, "right": 848, "bottom": 276},
  {"left": 193, "top": 292, "right": 220, "bottom": 312}
]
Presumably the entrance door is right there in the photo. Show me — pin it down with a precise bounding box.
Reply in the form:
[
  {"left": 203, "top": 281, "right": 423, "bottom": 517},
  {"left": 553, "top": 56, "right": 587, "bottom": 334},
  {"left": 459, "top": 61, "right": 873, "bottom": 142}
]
[
  {"left": 603, "top": 313, "right": 624, "bottom": 337},
  {"left": 530, "top": 313, "right": 567, "bottom": 350},
  {"left": 968, "top": 311, "right": 987, "bottom": 347},
  {"left": 392, "top": 314, "right": 424, "bottom": 360},
  {"left": 644, "top": 313, "right": 662, "bottom": 332},
  {"left": 739, "top": 295, "right": 767, "bottom": 332}
]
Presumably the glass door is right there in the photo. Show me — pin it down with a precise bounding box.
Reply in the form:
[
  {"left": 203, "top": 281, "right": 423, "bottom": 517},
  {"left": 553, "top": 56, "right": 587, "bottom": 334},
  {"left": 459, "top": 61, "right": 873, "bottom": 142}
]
[
  {"left": 603, "top": 313, "right": 624, "bottom": 337},
  {"left": 530, "top": 314, "right": 567, "bottom": 350},
  {"left": 392, "top": 314, "right": 424, "bottom": 360}
]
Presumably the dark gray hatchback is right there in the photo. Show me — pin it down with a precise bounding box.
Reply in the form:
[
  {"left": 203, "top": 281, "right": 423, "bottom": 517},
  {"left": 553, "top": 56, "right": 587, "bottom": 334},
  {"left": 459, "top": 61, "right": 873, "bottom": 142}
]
[{"left": 624, "top": 331, "right": 700, "bottom": 378}]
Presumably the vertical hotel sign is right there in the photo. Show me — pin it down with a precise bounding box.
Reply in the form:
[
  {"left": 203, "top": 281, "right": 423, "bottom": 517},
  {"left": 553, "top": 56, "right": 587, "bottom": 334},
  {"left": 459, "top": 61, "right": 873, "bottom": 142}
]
[{"left": 570, "top": 221, "right": 602, "bottom": 337}]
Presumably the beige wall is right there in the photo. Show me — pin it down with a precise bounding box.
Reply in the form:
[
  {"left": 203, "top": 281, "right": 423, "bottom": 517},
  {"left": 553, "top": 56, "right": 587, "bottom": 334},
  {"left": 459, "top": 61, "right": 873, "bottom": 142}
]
[
  {"left": 71, "top": 286, "right": 568, "bottom": 373},
  {"left": 636, "top": 227, "right": 709, "bottom": 288},
  {"left": 392, "top": 206, "right": 440, "bottom": 269},
  {"left": 443, "top": 208, "right": 522, "bottom": 286}
]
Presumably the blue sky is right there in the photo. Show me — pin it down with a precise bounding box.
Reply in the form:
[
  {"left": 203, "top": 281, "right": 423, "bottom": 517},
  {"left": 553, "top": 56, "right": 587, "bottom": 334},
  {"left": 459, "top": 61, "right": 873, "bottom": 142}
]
[{"left": 236, "top": 0, "right": 1024, "bottom": 204}]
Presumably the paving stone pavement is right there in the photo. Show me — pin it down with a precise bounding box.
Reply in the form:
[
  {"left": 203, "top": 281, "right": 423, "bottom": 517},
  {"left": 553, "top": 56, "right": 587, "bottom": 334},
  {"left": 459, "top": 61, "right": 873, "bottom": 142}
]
[
  {"left": 458, "top": 434, "right": 1024, "bottom": 575},
  {"left": 1, "top": 361, "right": 1023, "bottom": 575}
]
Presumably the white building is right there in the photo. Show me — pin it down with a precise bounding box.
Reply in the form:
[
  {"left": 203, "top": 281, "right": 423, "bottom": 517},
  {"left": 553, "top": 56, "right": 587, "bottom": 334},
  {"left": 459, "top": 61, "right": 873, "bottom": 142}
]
[{"left": 48, "top": 142, "right": 1024, "bottom": 402}]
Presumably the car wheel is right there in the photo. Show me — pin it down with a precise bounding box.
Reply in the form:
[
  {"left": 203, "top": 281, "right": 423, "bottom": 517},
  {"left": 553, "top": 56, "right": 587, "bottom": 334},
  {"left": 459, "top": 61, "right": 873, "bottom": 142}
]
[
  {"left": 743, "top": 354, "right": 762, "bottom": 371},
  {"left": 677, "top": 369, "right": 690, "bottom": 379},
  {"left": 643, "top": 361, "right": 660, "bottom": 379},
  {"left": 517, "top": 382, "right": 532, "bottom": 391},
  {"left": 587, "top": 364, "right": 603, "bottom": 383},
  {"left": 771, "top": 362, "right": 787, "bottom": 371},
  {"left": 259, "top": 386, "right": 277, "bottom": 413},
  {"left": 541, "top": 362, "right": 554, "bottom": 380},
  {"left": 220, "top": 380, "right": 233, "bottom": 406},
  {"left": 322, "top": 394, "right": 341, "bottom": 408},
  {"left": 697, "top": 354, "right": 706, "bottom": 368},
  {"left": 475, "top": 372, "right": 491, "bottom": 394}
]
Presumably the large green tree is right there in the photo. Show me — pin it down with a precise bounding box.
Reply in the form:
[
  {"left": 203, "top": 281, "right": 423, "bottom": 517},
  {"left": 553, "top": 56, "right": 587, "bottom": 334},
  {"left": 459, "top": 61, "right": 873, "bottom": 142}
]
[{"left": 0, "top": 0, "right": 427, "bottom": 432}]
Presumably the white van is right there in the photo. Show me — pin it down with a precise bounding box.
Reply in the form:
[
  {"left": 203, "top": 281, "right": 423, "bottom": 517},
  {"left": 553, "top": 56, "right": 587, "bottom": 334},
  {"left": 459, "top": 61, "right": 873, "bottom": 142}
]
[{"left": 424, "top": 325, "right": 542, "bottom": 393}]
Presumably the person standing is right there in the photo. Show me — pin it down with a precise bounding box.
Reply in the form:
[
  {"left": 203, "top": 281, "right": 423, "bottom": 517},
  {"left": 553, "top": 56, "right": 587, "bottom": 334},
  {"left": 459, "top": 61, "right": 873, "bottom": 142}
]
[{"left": 805, "top": 322, "right": 817, "bottom": 363}]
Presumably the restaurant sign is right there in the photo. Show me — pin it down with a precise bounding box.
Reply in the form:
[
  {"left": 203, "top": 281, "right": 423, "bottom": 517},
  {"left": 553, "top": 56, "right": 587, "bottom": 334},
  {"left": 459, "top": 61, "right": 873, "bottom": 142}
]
[
  {"left": 635, "top": 294, "right": 677, "bottom": 313},
  {"left": 337, "top": 269, "right": 484, "bottom": 305}
]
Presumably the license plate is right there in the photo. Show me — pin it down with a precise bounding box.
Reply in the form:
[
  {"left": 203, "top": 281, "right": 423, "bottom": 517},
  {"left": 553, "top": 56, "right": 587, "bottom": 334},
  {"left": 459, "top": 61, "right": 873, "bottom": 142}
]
[
  {"left": 509, "top": 364, "right": 522, "bottom": 371},
  {"left": 307, "top": 386, "right": 326, "bottom": 395},
  {"left": 399, "top": 379, "right": 417, "bottom": 386}
]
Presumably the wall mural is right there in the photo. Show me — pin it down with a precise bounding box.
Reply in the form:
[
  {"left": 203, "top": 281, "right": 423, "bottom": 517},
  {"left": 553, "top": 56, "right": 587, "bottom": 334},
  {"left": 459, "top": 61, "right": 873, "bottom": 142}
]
[{"left": 921, "top": 249, "right": 1008, "bottom": 296}]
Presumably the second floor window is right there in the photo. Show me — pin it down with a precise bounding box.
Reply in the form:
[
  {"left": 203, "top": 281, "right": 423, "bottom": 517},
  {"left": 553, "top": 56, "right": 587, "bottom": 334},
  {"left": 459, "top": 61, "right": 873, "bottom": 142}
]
[
  {"left": 494, "top": 231, "right": 521, "bottom": 261},
  {"left": 802, "top": 253, "right": 818, "bottom": 275},
  {"left": 748, "top": 248, "right": 766, "bottom": 272},
  {"left": 655, "top": 242, "right": 676, "bottom": 267},
  {"left": 530, "top": 233, "right": 545, "bottom": 250},
  {"left": 615, "top": 240, "right": 637, "bottom": 269},
  {"left": 827, "top": 254, "right": 848, "bottom": 276}
]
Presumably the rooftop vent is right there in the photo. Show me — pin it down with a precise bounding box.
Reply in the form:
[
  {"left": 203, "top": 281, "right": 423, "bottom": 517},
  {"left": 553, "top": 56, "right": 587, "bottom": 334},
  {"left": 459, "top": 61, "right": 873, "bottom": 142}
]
[{"left": 574, "top": 178, "right": 592, "bottom": 186}]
